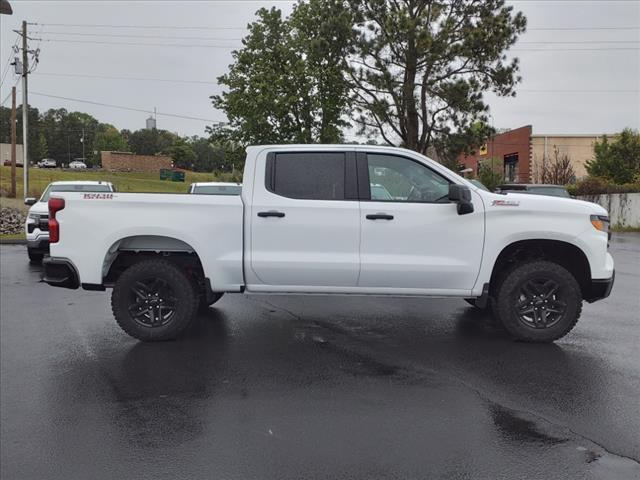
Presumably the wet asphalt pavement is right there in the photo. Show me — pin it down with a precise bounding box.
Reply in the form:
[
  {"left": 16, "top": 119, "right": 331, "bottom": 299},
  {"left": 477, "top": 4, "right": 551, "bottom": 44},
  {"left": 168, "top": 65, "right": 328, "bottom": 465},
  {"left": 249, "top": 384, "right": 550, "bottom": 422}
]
[{"left": 1, "top": 235, "right": 639, "bottom": 479}]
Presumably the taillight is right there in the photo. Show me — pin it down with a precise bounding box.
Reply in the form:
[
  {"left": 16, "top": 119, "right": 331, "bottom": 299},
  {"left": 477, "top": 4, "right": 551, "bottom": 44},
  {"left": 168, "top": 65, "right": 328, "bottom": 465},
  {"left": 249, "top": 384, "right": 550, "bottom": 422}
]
[{"left": 48, "top": 197, "right": 65, "bottom": 243}]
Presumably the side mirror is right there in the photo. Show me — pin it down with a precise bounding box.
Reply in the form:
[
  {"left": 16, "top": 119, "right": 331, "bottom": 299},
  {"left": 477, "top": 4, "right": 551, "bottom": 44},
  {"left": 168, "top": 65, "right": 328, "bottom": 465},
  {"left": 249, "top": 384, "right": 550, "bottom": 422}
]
[
  {"left": 448, "top": 184, "right": 474, "bottom": 215},
  {"left": 24, "top": 197, "right": 37, "bottom": 206}
]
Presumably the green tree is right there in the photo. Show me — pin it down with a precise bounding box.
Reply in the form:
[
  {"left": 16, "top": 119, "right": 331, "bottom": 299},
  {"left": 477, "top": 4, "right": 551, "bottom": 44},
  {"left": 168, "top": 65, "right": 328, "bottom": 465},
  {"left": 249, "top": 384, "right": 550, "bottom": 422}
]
[
  {"left": 207, "top": 126, "right": 247, "bottom": 174},
  {"left": 586, "top": 129, "right": 640, "bottom": 184},
  {"left": 189, "top": 136, "right": 224, "bottom": 172},
  {"left": 128, "top": 128, "right": 177, "bottom": 156},
  {"left": 94, "top": 126, "right": 129, "bottom": 153},
  {"left": 349, "top": 0, "right": 526, "bottom": 154},
  {"left": 477, "top": 158, "right": 503, "bottom": 192},
  {"left": 167, "top": 139, "right": 197, "bottom": 170},
  {"left": 37, "top": 132, "right": 49, "bottom": 159},
  {"left": 212, "top": 1, "right": 355, "bottom": 145}
]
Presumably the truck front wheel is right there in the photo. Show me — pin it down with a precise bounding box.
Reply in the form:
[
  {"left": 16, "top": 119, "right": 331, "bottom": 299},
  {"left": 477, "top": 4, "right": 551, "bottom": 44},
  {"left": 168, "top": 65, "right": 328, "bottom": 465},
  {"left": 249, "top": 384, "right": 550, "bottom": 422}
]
[
  {"left": 494, "top": 261, "right": 582, "bottom": 343},
  {"left": 111, "top": 259, "right": 198, "bottom": 342}
]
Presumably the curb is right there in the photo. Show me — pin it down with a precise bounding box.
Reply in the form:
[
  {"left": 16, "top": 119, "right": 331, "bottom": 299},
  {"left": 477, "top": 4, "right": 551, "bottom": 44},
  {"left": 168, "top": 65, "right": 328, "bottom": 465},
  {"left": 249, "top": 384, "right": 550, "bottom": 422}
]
[{"left": 0, "top": 239, "right": 27, "bottom": 245}]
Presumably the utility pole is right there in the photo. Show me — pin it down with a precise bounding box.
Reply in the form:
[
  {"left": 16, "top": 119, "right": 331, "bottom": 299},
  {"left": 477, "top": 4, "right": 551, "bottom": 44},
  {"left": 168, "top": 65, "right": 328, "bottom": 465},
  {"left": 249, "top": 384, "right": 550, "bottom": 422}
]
[
  {"left": 10, "top": 86, "right": 17, "bottom": 198},
  {"left": 21, "top": 20, "right": 29, "bottom": 199},
  {"left": 81, "top": 127, "right": 85, "bottom": 160}
]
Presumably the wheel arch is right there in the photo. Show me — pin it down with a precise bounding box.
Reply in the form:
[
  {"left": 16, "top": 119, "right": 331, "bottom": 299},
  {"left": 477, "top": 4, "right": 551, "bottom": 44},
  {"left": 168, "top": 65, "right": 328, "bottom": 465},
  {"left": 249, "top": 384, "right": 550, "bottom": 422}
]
[
  {"left": 489, "top": 239, "right": 592, "bottom": 299},
  {"left": 102, "top": 235, "right": 205, "bottom": 286}
]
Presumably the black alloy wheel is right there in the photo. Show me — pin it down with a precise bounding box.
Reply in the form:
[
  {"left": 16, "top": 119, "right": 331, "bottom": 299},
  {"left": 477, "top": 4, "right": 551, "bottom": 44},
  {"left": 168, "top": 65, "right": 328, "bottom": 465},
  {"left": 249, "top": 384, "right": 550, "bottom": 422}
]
[
  {"left": 128, "top": 278, "right": 178, "bottom": 328},
  {"left": 515, "top": 277, "right": 567, "bottom": 329}
]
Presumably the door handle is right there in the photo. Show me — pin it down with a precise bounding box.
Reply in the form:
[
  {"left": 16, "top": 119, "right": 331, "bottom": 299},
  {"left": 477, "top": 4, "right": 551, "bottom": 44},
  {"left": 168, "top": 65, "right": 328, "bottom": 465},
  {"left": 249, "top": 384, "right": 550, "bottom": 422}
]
[
  {"left": 366, "top": 213, "right": 394, "bottom": 220},
  {"left": 257, "top": 210, "right": 285, "bottom": 218}
]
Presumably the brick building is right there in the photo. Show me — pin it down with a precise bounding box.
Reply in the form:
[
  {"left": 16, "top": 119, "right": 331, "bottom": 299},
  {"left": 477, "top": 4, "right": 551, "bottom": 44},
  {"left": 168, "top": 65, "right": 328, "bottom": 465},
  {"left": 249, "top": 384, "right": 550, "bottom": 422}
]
[
  {"left": 101, "top": 151, "right": 172, "bottom": 173},
  {"left": 459, "top": 125, "right": 532, "bottom": 183},
  {"left": 458, "top": 126, "right": 612, "bottom": 184}
]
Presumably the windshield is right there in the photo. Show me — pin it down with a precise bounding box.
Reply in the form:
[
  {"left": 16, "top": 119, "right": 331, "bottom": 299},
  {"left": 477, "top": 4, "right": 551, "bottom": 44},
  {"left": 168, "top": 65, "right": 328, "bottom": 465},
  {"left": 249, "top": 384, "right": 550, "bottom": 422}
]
[
  {"left": 40, "top": 184, "right": 111, "bottom": 202},
  {"left": 529, "top": 187, "right": 570, "bottom": 198},
  {"left": 192, "top": 185, "right": 242, "bottom": 195}
]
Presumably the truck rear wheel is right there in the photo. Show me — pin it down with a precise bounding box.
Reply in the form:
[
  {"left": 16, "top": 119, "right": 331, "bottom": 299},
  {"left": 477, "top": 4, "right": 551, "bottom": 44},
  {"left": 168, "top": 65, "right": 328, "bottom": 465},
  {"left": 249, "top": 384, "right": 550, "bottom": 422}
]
[
  {"left": 111, "top": 259, "right": 198, "bottom": 342},
  {"left": 494, "top": 260, "right": 582, "bottom": 343}
]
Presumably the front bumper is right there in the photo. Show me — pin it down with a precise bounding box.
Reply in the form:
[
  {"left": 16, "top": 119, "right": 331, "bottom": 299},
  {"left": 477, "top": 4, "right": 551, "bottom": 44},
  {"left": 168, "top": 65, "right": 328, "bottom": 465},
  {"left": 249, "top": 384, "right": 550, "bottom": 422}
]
[
  {"left": 42, "top": 257, "right": 79, "bottom": 289},
  {"left": 27, "top": 238, "right": 50, "bottom": 253},
  {"left": 585, "top": 271, "right": 615, "bottom": 303}
]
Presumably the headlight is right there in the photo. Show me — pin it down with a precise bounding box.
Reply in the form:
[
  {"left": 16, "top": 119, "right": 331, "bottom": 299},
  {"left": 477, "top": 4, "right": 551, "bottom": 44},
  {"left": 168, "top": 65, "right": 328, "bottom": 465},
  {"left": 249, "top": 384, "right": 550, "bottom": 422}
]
[
  {"left": 27, "top": 212, "right": 39, "bottom": 221},
  {"left": 590, "top": 214, "right": 609, "bottom": 233}
]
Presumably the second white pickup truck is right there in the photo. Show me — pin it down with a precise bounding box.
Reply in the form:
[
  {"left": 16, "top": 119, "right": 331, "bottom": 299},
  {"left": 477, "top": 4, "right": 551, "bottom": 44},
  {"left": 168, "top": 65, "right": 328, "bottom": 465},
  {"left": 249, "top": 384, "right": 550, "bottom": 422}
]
[{"left": 43, "top": 145, "right": 614, "bottom": 343}]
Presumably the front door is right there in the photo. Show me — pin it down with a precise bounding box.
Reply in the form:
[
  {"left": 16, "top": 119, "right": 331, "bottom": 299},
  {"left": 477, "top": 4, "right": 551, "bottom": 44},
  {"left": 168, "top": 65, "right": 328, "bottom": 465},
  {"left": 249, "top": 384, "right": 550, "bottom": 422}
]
[
  {"left": 249, "top": 151, "right": 361, "bottom": 288},
  {"left": 358, "top": 153, "right": 485, "bottom": 292}
]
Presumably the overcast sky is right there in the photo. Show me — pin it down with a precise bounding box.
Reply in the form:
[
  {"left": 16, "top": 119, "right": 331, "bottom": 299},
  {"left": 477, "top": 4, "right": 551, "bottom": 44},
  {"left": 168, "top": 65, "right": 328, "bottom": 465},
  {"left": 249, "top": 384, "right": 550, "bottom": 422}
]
[{"left": 1, "top": 0, "right": 639, "bottom": 139}]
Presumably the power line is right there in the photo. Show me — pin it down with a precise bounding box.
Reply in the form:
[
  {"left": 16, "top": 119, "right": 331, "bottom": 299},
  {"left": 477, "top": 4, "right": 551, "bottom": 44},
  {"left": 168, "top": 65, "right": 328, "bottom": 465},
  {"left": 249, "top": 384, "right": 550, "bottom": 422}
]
[
  {"left": 39, "top": 31, "right": 243, "bottom": 41},
  {"left": 29, "top": 91, "right": 226, "bottom": 123},
  {"left": 519, "top": 89, "right": 639, "bottom": 92},
  {"left": 35, "top": 22, "right": 247, "bottom": 30},
  {"left": 512, "top": 47, "right": 639, "bottom": 51},
  {"left": 39, "top": 38, "right": 640, "bottom": 51},
  {"left": 527, "top": 26, "right": 640, "bottom": 31},
  {"left": 519, "top": 40, "right": 640, "bottom": 44},
  {"left": 31, "top": 72, "right": 639, "bottom": 93},
  {"left": 34, "top": 22, "right": 640, "bottom": 31},
  {"left": 34, "top": 72, "right": 217, "bottom": 85},
  {"left": 39, "top": 38, "right": 237, "bottom": 49},
  {"left": 38, "top": 32, "right": 640, "bottom": 45}
]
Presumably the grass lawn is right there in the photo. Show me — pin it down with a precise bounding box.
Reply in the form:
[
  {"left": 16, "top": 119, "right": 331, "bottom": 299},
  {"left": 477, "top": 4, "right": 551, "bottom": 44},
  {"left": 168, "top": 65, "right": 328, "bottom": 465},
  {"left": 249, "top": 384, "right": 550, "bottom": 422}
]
[
  {"left": 0, "top": 232, "right": 26, "bottom": 242},
  {"left": 0, "top": 166, "right": 227, "bottom": 199}
]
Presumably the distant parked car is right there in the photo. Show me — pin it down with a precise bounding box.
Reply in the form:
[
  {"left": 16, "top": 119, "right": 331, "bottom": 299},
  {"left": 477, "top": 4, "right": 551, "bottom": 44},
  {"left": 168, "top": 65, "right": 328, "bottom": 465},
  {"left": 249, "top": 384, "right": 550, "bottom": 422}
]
[
  {"left": 68, "top": 160, "right": 87, "bottom": 169},
  {"left": 24, "top": 181, "right": 115, "bottom": 263},
  {"left": 3, "top": 159, "right": 24, "bottom": 167},
  {"left": 496, "top": 184, "right": 571, "bottom": 198},
  {"left": 188, "top": 182, "right": 242, "bottom": 195},
  {"left": 37, "top": 158, "right": 57, "bottom": 168}
]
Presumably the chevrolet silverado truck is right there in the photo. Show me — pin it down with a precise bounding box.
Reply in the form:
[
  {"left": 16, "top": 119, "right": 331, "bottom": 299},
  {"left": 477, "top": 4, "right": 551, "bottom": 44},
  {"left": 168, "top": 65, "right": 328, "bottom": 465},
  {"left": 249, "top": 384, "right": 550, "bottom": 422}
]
[
  {"left": 24, "top": 180, "right": 115, "bottom": 263},
  {"left": 42, "top": 145, "right": 614, "bottom": 343}
]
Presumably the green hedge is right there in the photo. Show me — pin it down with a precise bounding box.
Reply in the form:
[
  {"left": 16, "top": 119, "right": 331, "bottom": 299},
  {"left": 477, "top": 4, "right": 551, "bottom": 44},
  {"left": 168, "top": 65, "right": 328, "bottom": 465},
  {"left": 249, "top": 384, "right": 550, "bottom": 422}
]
[{"left": 566, "top": 177, "right": 640, "bottom": 196}]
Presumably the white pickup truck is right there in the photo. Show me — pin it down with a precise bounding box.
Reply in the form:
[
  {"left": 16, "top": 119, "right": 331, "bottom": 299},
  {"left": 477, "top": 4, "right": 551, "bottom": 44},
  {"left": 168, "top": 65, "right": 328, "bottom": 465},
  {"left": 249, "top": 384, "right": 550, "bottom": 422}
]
[{"left": 43, "top": 145, "right": 614, "bottom": 343}]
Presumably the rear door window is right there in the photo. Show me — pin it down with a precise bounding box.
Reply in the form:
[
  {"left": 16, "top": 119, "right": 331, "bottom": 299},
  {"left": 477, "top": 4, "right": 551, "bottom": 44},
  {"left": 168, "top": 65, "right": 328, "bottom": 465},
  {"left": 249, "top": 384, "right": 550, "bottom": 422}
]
[{"left": 267, "top": 152, "right": 347, "bottom": 200}]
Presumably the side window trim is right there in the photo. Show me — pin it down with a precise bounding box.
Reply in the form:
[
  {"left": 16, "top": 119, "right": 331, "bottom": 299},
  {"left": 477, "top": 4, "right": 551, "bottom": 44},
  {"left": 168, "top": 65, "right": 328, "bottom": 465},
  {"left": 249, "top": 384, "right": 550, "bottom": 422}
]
[
  {"left": 361, "top": 152, "right": 452, "bottom": 204},
  {"left": 264, "top": 151, "right": 357, "bottom": 202}
]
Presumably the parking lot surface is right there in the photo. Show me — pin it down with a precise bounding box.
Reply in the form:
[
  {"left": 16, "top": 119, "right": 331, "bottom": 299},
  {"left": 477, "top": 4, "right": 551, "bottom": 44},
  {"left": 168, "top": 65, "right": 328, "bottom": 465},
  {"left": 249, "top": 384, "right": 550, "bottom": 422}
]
[{"left": 1, "top": 235, "right": 639, "bottom": 479}]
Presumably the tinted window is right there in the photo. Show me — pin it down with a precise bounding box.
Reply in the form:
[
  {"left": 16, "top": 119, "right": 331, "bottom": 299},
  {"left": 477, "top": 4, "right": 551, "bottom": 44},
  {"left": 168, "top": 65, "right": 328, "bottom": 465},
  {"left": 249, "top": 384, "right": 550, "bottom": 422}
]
[
  {"left": 192, "top": 185, "right": 242, "bottom": 195},
  {"left": 529, "top": 187, "right": 570, "bottom": 198},
  {"left": 269, "top": 153, "right": 345, "bottom": 200},
  {"left": 40, "top": 184, "right": 111, "bottom": 202},
  {"left": 366, "top": 154, "right": 450, "bottom": 202}
]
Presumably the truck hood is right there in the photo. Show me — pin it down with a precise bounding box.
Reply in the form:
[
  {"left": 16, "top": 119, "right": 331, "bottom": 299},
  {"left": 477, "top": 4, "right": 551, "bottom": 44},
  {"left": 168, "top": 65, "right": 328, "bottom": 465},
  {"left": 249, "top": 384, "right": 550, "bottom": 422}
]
[
  {"left": 479, "top": 191, "right": 608, "bottom": 217},
  {"left": 28, "top": 202, "right": 49, "bottom": 216}
]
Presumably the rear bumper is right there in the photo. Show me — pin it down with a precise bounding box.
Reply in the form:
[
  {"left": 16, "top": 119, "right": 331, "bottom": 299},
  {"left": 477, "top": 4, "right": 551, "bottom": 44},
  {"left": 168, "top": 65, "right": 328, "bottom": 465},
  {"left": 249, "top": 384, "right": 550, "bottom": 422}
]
[
  {"left": 42, "top": 257, "right": 79, "bottom": 289},
  {"left": 585, "top": 271, "right": 615, "bottom": 303}
]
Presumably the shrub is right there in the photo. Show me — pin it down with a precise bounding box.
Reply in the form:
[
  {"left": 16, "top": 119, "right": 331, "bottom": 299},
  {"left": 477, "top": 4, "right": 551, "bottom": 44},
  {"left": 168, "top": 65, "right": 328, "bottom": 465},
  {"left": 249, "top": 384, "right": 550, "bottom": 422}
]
[{"left": 568, "top": 177, "right": 640, "bottom": 196}]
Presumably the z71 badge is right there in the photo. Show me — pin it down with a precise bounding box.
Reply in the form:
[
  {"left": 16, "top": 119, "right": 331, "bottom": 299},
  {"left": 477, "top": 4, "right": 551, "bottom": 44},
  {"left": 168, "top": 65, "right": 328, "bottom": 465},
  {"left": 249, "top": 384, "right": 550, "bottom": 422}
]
[
  {"left": 83, "top": 193, "right": 113, "bottom": 200},
  {"left": 492, "top": 199, "right": 519, "bottom": 207}
]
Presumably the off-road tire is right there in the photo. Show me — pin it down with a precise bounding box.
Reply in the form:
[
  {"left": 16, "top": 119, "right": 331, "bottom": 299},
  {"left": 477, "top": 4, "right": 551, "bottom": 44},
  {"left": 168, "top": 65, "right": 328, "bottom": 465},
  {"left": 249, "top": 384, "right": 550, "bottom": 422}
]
[
  {"left": 111, "top": 259, "right": 198, "bottom": 342},
  {"left": 493, "top": 260, "right": 582, "bottom": 343},
  {"left": 28, "top": 249, "right": 44, "bottom": 264}
]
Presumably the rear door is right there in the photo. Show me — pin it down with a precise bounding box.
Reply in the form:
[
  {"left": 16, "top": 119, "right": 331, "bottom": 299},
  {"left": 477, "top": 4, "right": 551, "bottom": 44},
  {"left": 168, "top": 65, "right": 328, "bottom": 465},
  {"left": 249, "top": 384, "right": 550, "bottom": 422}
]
[
  {"left": 358, "top": 152, "right": 485, "bottom": 292},
  {"left": 249, "top": 151, "right": 361, "bottom": 288}
]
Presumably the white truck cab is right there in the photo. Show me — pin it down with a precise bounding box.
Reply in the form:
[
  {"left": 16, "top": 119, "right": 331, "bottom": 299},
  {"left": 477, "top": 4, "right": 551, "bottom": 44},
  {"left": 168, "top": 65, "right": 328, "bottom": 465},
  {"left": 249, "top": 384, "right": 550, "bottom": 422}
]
[
  {"left": 42, "top": 145, "right": 614, "bottom": 343},
  {"left": 24, "top": 181, "right": 114, "bottom": 263}
]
